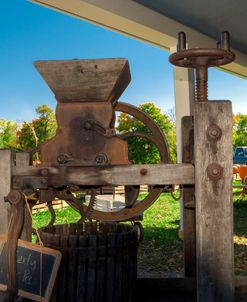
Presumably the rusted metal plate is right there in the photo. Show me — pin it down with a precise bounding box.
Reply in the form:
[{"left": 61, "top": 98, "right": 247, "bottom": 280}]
[
  {"left": 41, "top": 102, "right": 130, "bottom": 166},
  {"left": 34, "top": 59, "right": 131, "bottom": 103}
]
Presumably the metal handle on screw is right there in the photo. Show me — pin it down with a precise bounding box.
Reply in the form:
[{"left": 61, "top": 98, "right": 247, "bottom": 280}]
[{"left": 169, "top": 31, "right": 235, "bottom": 102}]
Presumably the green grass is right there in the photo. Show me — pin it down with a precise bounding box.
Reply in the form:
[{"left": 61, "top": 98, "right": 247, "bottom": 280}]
[
  {"left": 32, "top": 189, "right": 247, "bottom": 276},
  {"left": 137, "top": 193, "right": 183, "bottom": 274}
]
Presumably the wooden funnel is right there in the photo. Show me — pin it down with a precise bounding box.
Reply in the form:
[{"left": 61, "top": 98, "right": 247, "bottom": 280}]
[{"left": 34, "top": 58, "right": 131, "bottom": 103}]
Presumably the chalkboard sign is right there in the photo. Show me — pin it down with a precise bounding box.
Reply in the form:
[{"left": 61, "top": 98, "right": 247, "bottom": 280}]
[{"left": 0, "top": 235, "right": 61, "bottom": 302}]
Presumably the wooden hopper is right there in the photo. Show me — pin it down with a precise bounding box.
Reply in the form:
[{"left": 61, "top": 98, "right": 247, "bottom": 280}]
[{"left": 33, "top": 58, "right": 131, "bottom": 103}]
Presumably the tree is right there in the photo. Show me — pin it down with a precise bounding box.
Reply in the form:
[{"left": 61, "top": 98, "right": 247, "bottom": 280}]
[
  {"left": 117, "top": 102, "right": 176, "bottom": 164},
  {"left": 18, "top": 105, "right": 57, "bottom": 153},
  {"left": 233, "top": 113, "right": 247, "bottom": 148},
  {"left": 0, "top": 119, "right": 18, "bottom": 149}
]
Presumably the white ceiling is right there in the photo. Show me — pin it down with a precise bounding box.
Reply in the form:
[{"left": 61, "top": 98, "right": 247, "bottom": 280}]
[{"left": 135, "top": 0, "right": 247, "bottom": 54}]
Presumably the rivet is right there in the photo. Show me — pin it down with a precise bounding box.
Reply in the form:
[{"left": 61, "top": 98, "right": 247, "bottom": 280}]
[
  {"left": 95, "top": 153, "right": 108, "bottom": 165},
  {"left": 207, "top": 163, "right": 223, "bottom": 181},
  {"left": 6, "top": 190, "right": 22, "bottom": 205},
  {"left": 41, "top": 178, "right": 47, "bottom": 185},
  {"left": 57, "top": 154, "right": 69, "bottom": 164},
  {"left": 206, "top": 124, "right": 222, "bottom": 141},
  {"left": 40, "top": 169, "right": 48, "bottom": 176},
  {"left": 140, "top": 168, "right": 148, "bottom": 176}
]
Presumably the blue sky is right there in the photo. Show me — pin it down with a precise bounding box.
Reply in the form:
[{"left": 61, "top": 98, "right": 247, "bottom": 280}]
[{"left": 0, "top": 0, "right": 247, "bottom": 122}]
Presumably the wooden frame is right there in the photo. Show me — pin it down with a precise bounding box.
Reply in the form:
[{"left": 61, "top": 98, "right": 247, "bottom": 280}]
[
  {"left": 0, "top": 149, "right": 12, "bottom": 234},
  {"left": 12, "top": 163, "right": 194, "bottom": 186},
  {"left": 194, "top": 101, "right": 234, "bottom": 301}
]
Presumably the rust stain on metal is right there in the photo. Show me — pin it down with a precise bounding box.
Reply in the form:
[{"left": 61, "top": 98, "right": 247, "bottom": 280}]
[{"left": 34, "top": 59, "right": 132, "bottom": 167}]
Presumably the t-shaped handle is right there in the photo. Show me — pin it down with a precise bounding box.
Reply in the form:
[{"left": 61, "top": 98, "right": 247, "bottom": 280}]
[{"left": 169, "top": 31, "right": 235, "bottom": 101}]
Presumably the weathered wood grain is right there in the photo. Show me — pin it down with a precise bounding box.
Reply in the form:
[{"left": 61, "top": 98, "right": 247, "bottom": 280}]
[
  {"left": 194, "top": 101, "right": 234, "bottom": 302},
  {"left": 12, "top": 164, "right": 195, "bottom": 186},
  {"left": 0, "top": 149, "right": 11, "bottom": 234},
  {"left": 182, "top": 116, "right": 196, "bottom": 277},
  {"left": 16, "top": 152, "right": 32, "bottom": 241},
  {"left": 34, "top": 59, "right": 131, "bottom": 103}
]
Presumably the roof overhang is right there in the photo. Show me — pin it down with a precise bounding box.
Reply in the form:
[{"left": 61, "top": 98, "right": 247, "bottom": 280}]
[{"left": 29, "top": 0, "right": 247, "bottom": 78}]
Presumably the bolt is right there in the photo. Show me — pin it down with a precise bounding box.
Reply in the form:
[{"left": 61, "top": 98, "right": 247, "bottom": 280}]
[
  {"left": 207, "top": 124, "right": 222, "bottom": 141},
  {"left": 212, "top": 168, "right": 219, "bottom": 175},
  {"left": 207, "top": 163, "right": 223, "bottom": 181},
  {"left": 177, "top": 32, "right": 186, "bottom": 52},
  {"left": 14, "top": 177, "right": 20, "bottom": 184},
  {"left": 40, "top": 168, "right": 48, "bottom": 176},
  {"left": 57, "top": 154, "right": 69, "bottom": 164},
  {"left": 140, "top": 168, "right": 148, "bottom": 176},
  {"left": 41, "top": 178, "right": 47, "bottom": 185},
  {"left": 95, "top": 154, "right": 108, "bottom": 165},
  {"left": 221, "top": 31, "right": 230, "bottom": 50},
  {"left": 84, "top": 120, "right": 93, "bottom": 130},
  {"left": 6, "top": 190, "right": 22, "bottom": 205}
]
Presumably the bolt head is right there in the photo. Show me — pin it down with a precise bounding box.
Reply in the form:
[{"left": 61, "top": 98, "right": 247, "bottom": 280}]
[
  {"left": 207, "top": 124, "right": 222, "bottom": 141},
  {"left": 207, "top": 163, "right": 223, "bottom": 181},
  {"left": 40, "top": 169, "right": 48, "bottom": 176},
  {"left": 140, "top": 168, "right": 148, "bottom": 176}
]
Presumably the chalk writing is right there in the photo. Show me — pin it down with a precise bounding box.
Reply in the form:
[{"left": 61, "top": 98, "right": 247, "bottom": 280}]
[{"left": 17, "top": 252, "right": 37, "bottom": 271}]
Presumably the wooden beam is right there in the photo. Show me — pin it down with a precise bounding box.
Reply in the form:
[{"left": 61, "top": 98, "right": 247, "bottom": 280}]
[
  {"left": 12, "top": 164, "right": 195, "bottom": 186},
  {"left": 0, "top": 149, "right": 12, "bottom": 234},
  {"left": 194, "top": 101, "right": 234, "bottom": 301},
  {"left": 182, "top": 116, "right": 196, "bottom": 277},
  {"left": 16, "top": 153, "right": 32, "bottom": 241}
]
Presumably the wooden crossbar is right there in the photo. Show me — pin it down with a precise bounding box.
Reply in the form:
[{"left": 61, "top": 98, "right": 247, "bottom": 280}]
[{"left": 12, "top": 163, "right": 195, "bottom": 186}]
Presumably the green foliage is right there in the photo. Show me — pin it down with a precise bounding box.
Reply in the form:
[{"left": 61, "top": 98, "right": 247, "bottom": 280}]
[
  {"left": 0, "top": 119, "right": 18, "bottom": 149},
  {"left": 233, "top": 113, "right": 247, "bottom": 148},
  {"left": 117, "top": 102, "right": 177, "bottom": 163},
  {"left": 18, "top": 105, "right": 57, "bottom": 152}
]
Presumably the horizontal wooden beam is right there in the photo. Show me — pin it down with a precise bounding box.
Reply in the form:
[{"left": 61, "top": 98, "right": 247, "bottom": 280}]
[{"left": 12, "top": 163, "right": 194, "bottom": 186}]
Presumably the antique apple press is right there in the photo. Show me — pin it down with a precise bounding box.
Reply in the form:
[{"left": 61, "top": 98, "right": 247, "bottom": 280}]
[{"left": 1, "top": 30, "right": 238, "bottom": 302}]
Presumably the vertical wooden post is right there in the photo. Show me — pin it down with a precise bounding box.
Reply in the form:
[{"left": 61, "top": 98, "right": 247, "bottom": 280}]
[
  {"left": 0, "top": 149, "right": 12, "bottom": 234},
  {"left": 16, "top": 152, "right": 32, "bottom": 241},
  {"left": 182, "top": 116, "right": 196, "bottom": 277},
  {"left": 194, "top": 101, "right": 234, "bottom": 301}
]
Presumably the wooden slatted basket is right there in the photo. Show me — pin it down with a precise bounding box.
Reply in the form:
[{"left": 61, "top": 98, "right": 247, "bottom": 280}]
[{"left": 39, "top": 222, "right": 138, "bottom": 302}]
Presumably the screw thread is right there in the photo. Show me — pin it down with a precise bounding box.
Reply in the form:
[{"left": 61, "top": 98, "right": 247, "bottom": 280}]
[
  {"left": 195, "top": 65, "right": 208, "bottom": 102},
  {"left": 196, "top": 78, "right": 208, "bottom": 101}
]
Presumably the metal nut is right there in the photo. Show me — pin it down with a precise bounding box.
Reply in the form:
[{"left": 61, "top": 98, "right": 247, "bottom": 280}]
[
  {"left": 6, "top": 190, "right": 22, "bottom": 205},
  {"left": 41, "top": 178, "right": 47, "bottom": 185},
  {"left": 57, "top": 154, "right": 69, "bottom": 164},
  {"left": 84, "top": 120, "right": 93, "bottom": 130},
  {"left": 140, "top": 168, "right": 148, "bottom": 176},
  {"left": 95, "top": 153, "right": 108, "bottom": 165},
  {"left": 207, "top": 163, "right": 224, "bottom": 181},
  {"left": 206, "top": 124, "right": 222, "bottom": 141},
  {"left": 40, "top": 168, "right": 48, "bottom": 176}
]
